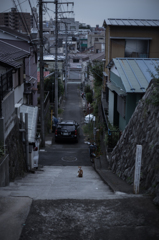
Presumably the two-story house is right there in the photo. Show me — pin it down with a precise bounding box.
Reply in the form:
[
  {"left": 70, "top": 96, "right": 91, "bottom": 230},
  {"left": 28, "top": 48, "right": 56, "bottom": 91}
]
[
  {"left": 0, "top": 26, "right": 38, "bottom": 106},
  {"left": 103, "top": 19, "right": 159, "bottom": 76},
  {"left": 0, "top": 40, "right": 30, "bottom": 144},
  {"left": 87, "top": 31, "right": 105, "bottom": 53},
  {"left": 103, "top": 18, "right": 159, "bottom": 130},
  {"left": 0, "top": 28, "right": 39, "bottom": 182}
]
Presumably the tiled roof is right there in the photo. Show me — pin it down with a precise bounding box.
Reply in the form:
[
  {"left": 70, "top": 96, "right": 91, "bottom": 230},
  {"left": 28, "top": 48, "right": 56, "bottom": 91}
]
[
  {"left": 109, "top": 58, "right": 159, "bottom": 93},
  {"left": 0, "top": 40, "right": 30, "bottom": 68},
  {"left": 103, "top": 19, "right": 159, "bottom": 27},
  {"left": 0, "top": 26, "right": 30, "bottom": 42}
]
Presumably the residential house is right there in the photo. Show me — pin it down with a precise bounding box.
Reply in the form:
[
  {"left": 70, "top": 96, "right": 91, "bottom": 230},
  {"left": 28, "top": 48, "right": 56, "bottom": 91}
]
[
  {"left": 103, "top": 18, "right": 159, "bottom": 77},
  {"left": 68, "top": 53, "right": 89, "bottom": 87},
  {"left": 38, "top": 54, "right": 65, "bottom": 83},
  {"left": 106, "top": 58, "right": 159, "bottom": 131},
  {"left": 0, "top": 26, "right": 38, "bottom": 106},
  {"left": 59, "top": 18, "right": 79, "bottom": 34},
  {"left": 0, "top": 40, "right": 30, "bottom": 144},
  {"left": 87, "top": 31, "right": 105, "bottom": 53},
  {"left": 79, "top": 37, "right": 88, "bottom": 52},
  {"left": 0, "top": 27, "right": 39, "bottom": 179},
  {"left": 68, "top": 62, "right": 82, "bottom": 83},
  {"left": 102, "top": 18, "right": 159, "bottom": 130}
]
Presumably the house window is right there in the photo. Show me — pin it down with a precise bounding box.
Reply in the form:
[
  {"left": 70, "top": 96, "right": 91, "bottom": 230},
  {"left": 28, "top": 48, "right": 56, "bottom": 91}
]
[
  {"left": 95, "top": 38, "right": 98, "bottom": 41},
  {"left": 125, "top": 39, "right": 149, "bottom": 58},
  {"left": 70, "top": 26, "right": 76, "bottom": 30},
  {"left": 117, "top": 95, "right": 126, "bottom": 119},
  {"left": 73, "top": 59, "right": 79, "bottom": 63}
]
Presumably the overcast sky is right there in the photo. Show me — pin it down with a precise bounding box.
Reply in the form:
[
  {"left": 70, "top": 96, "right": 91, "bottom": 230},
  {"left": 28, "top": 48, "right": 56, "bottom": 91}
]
[{"left": 1, "top": 0, "right": 159, "bottom": 27}]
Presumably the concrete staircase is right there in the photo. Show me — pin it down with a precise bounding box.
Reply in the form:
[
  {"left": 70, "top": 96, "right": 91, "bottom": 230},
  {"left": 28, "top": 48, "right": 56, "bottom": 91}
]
[{"left": 0, "top": 166, "right": 118, "bottom": 200}]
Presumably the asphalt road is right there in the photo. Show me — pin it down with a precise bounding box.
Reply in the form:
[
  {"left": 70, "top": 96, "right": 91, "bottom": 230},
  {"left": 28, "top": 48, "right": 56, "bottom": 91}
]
[
  {"left": 39, "top": 81, "right": 91, "bottom": 167},
  {"left": 20, "top": 198, "right": 159, "bottom": 240}
]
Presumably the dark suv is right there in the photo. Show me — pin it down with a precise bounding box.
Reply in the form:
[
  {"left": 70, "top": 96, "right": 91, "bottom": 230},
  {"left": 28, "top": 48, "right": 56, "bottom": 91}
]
[{"left": 55, "top": 120, "right": 80, "bottom": 143}]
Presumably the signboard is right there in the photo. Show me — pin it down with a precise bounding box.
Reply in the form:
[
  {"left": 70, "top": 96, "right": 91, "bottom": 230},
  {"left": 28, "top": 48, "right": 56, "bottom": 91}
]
[{"left": 134, "top": 145, "right": 142, "bottom": 194}]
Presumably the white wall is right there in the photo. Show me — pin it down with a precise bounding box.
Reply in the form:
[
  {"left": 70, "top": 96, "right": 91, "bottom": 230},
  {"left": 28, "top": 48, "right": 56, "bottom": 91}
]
[
  {"left": 69, "top": 70, "right": 81, "bottom": 80},
  {"left": 14, "top": 83, "right": 24, "bottom": 105}
]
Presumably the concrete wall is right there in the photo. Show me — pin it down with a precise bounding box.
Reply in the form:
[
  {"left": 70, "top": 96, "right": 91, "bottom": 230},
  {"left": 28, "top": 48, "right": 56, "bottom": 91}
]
[{"left": 0, "top": 155, "right": 9, "bottom": 187}]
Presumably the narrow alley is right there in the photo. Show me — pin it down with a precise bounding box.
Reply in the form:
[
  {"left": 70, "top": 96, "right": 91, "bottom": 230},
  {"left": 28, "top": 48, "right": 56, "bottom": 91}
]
[{"left": 0, "top": 81, "right": 159, "bottom": 240}]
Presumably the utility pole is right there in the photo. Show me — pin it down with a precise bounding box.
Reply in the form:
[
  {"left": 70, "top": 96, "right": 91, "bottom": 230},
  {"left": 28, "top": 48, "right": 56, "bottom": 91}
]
[
  {"left": 65, "top": 23, "right": 68, "bottom": 98},
  {"left": 54, "top": 0, "right": 58, "bottom": 118},
  {"left": 39, "top": 0, "right": 74, "bottom": 120},
  {"left": 54, "top": 2, "right": 73, "bottom": 116},
  {"left": 39, "top": 0, "right": 45, "bottom": 148}
]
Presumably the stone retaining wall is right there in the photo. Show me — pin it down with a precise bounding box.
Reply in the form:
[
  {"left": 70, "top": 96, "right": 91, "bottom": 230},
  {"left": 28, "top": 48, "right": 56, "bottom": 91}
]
[{"left": 108, "top": 80, "right": 159, "bottom": 205}]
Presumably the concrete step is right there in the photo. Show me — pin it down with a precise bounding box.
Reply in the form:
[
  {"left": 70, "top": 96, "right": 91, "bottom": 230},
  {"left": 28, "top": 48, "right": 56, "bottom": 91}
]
[{"left": 0, "top": 166, "right": 117, "bottom": 200}]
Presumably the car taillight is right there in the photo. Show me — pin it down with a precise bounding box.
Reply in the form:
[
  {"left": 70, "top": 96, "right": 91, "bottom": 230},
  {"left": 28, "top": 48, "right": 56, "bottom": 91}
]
[
  {"left": 34, "top": 147, "right": 38, "bottom": 151},
  {"left": 75, "top": 130, "right": 77, "bottom": 135},
  {"left": 55, "top": 129, "right": 57, "bottom": 135}
]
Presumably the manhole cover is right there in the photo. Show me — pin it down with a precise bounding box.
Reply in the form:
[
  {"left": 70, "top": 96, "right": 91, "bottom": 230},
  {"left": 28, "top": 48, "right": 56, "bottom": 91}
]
[{"left": 61, "top": 156, "right": 77, "bottom": 162}]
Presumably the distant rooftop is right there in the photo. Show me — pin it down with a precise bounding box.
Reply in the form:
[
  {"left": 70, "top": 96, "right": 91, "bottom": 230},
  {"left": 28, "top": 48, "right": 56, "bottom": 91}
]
[
  {"left": 39, "top": 55, "right": 65, "bottom": 61},
  {"left": 103, "top": 19, "right": 159, "bottom": 27},
  {"left": 89, "top": 52, "right": 105, "bottom": 62},
  {"left": 0, "top": 26, "right": 30, "bottom": 42}
]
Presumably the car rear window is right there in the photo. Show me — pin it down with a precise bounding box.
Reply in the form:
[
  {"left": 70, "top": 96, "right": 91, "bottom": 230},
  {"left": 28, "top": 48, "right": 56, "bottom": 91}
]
[{"left": 58, "top": 124, "right": 75, "bottom": 131}]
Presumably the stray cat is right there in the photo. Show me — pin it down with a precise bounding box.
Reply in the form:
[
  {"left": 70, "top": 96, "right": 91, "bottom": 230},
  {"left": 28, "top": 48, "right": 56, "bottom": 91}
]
[{"left": 78, "top": 166, "right": 83, "bottom": 177}]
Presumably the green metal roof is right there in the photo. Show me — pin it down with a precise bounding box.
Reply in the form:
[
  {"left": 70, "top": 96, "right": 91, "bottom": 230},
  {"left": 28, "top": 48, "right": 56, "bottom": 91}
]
[
  {"left": 111, "top": 58, "right": 159, "bottom": 93},
  {"left": 107, "top": 82, "right": 127, "bottom": 96}
]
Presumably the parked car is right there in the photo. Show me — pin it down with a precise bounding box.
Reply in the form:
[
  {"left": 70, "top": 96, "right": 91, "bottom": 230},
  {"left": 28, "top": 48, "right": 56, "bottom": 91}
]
[{"left": 55, "top": 120, "right": 80, "bottom": 143}]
